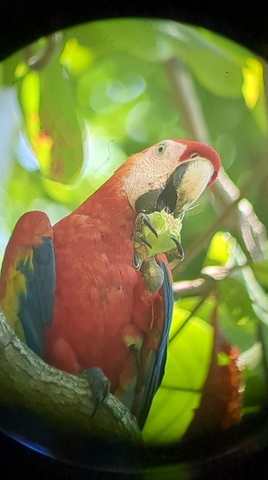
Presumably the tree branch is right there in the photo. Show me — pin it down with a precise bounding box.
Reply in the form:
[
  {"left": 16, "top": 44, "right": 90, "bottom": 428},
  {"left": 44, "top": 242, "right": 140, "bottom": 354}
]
[
  {"left": 0, "top": 308, "right": 141, "bottom": 451},
  {"left": 173, "top": 277, "right": 214, "bottom": 297},
  {"left": 24, "top": 33, "right": 62, "bottom": 71}
]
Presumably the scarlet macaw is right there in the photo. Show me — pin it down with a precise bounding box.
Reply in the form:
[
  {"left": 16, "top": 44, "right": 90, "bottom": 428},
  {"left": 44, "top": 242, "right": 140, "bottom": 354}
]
[{"left": 0, "top": 139, "right": 220, "bottom": 427}]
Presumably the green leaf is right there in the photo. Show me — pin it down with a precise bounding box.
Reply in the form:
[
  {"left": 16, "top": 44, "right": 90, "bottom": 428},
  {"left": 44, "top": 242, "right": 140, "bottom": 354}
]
[
  {"left": 19, "top": 60, "right": 83, "bottom": 184},
  {"left": 219, "top": 277, "right": 258, "bottom": 324},
  {"left": 0, "top": 51, "right": 22, "bottom": 86},
  {"left": 142, "top": 211, "right": 183, "bottom": 256},
  {"left": 142, "top": 301, "right": 214, "bottom": 443},
  {"left": 217, "top": 352, "right": 231, "bottom": 366},
  {"left": 251, "top": 261, "right": 268, "bottom": 288},
  {"left": 67, "top": 19, "right": 246, "bottom": 100},
  {"left": 69, "top": 19, "right": 172, "bottom": 62},
  {"left": 60, "top": 38, "right": 93, "bottom": 77},
  {"left": 238, "top": 343, "right": 266, "bottom": 410},
  {"left": 204, "top": 231, "right": 234, "bottom": 266},
  {"left": 161, "top": 22, "right": 245, "bottom": 98},
  {"left": 205, "top": 233, "right": 268, "bottom": 328},
  {"left": 218, "top": 303, "right": 256, "bottom": 353},
  {"left": 218, "top": 265, "right": 268, "bottom": 329},
  {"left": 238, "top": 342, "right": 262, "bottom": 371},
  {"left": 5, "top": 161, "right": 42, "bottom": 221},
  {"left": 233, "top": 266, "right": 268, "bottom": 327}
]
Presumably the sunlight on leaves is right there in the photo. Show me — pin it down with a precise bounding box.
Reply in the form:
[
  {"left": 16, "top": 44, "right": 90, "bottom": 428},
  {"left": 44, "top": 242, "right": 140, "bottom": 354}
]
[
  {"left": 217, "top": 351, "right": 231, "bottom": 366},
  {"left": 203, "top": 231, "right": 234, "bottom": 266},
  {"left": 252, "top": 260, "right": 268, "bottom": 288},
  {"left": 159, "top": 22, "right": 245, "bottom": 98},
  {"left": 60, "top": 38, "right": 93, "bottom": 76},
  {"left": 18, "top": 71, "right": 51, "bottom": 175},
  {"left": 242, "top": 58, "right": 263, "bottom": 109},
  {"left": 18, "top": 58, "right": 84, "bottom": 184}
]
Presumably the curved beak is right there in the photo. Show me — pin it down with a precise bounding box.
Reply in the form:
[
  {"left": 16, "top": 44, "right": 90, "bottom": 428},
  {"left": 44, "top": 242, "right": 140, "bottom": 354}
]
[
  {"left": 172, "top": 158, "right": 213, "bottom": 215},
  {"left": 135, "top": 158, "right": 214, "bottom": 217}
]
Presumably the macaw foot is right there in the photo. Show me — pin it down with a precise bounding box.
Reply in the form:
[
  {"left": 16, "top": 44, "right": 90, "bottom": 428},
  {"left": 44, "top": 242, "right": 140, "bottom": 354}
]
[
  {"left": 132, "top": 213, "right": 164, "bottom": 292},
  {"left": 132, "top": 213, "right": 158, "bottom": 269},
  {"left": 140, "top": 256, "right": 164, "bottom": 293},
  {"left": 80, "top": 367, "right": 110, "bottom": 416}
]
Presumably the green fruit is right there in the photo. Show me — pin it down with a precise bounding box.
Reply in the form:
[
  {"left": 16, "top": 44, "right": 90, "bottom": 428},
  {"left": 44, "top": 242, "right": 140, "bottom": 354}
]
[{"left": 142, "top": 210, "right": 184, "bottom": 256}]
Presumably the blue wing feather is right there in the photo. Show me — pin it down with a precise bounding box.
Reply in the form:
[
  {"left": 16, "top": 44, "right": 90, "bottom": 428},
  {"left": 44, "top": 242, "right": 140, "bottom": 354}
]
[
  {"left": 137, "top": 261, "right": 173, "bottom": 427},
  {"left": 156, "top": 261, "right": 174, "bottom": 380},
  {"left": 17, "top": 236, "right": 55, "bottom": 357}
]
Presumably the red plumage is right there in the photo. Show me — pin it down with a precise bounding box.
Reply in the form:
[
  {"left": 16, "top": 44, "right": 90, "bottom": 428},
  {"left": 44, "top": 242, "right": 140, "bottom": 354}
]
[{"left": 46, "top": 178, "right": 156, "bottom": 391}]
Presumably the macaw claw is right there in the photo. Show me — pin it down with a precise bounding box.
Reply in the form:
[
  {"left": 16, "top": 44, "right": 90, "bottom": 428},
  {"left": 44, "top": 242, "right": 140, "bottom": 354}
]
[
  {"left": 133, "top": 251, "right": 143, "bottom": 270},
  {"left": 136, "top": 213, "right": 158, "bottom": 238},
  {"left": 171, "top": 237, "right": 184, "bottom": 260},
  {"left": 132, "top": 213, "right": 164, "bottom": 292},
  {"left": 132, "top": 214, "right": 156, "bottom": 270},
  {"left": 134, "top": 231, "right": 152, "bottom": 249},
  {"left": 80, "top": 366, "right": 110, "bottom": 416}
]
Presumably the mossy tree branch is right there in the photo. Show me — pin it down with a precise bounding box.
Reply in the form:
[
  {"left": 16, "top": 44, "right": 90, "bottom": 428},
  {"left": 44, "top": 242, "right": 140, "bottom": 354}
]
[{"left": 0, "top": 307, "right": 141, "bottom": 455}]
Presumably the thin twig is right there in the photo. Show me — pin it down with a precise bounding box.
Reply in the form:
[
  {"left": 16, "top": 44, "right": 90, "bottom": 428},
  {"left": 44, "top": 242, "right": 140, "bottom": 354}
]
[
  {"left": 24, "top": 33, "right": 62, "bottom": 71},
  {"left": 173, "top": 277, "right": 210, "bottom": 297}
]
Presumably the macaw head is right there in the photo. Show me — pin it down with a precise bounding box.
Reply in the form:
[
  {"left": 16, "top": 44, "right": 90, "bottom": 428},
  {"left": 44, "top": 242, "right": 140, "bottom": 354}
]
[{"left": 123, "top": 139, "right": 221, "bottom": 217}]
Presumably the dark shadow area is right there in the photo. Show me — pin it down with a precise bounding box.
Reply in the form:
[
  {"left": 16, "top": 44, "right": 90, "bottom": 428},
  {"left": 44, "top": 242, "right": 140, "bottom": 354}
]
[{"left": 0, "top": 2, "right": 268, "bottom": 61}]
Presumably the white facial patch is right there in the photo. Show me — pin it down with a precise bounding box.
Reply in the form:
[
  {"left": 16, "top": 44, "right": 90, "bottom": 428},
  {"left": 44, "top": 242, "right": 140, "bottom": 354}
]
[{"left": 124, "top": 140, "right": 187, "bottom": 209}]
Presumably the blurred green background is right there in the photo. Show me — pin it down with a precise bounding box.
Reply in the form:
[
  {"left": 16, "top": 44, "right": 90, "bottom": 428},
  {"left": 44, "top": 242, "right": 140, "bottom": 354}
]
[{"left": 0, "top": 18, "right": 268, "bottom": 443}]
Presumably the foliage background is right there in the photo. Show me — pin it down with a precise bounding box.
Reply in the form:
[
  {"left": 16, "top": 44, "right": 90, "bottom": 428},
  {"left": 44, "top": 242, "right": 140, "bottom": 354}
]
[{"left": 0, "top": 18, "right": 268, "bottom": 443}]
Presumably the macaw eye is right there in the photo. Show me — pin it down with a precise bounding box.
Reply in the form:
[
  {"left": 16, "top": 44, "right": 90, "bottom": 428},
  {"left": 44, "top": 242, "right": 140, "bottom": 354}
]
[
  {"left": 155, "top": 143, "right": 167, "bottom": 156},
  {"left": 190, "top": 152, "right": 199, "bottom": 159}
]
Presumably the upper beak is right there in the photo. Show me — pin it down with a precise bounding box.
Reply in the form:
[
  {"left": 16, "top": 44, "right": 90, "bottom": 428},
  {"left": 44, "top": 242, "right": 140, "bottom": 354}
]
[
  {"left": 172, "top": 158, "right": 214, "bottom": 215},
  {"left": 135, "top": 158, "right": 214, "bottom": 217}
]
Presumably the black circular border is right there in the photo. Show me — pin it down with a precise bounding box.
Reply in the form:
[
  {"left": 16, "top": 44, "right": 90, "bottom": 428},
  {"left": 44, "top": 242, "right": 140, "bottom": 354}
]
[
  {"left": 0, "top": 2, "right": 268, "bottom": 61},
  {"left": 1, "top": 2, "right": 268, "bottom": 479}
]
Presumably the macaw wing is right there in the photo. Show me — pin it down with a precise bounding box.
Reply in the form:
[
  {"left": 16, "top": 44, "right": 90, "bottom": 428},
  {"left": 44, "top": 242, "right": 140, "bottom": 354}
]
[
  {"left": 17, "top": 236, "right": 55, "bottom": 357},
  {"left": 0, "top": 211, "right": 55, "bottom": 357},
  {"left": 135, "top": 260, "right": 173, "bottom": 428}
]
